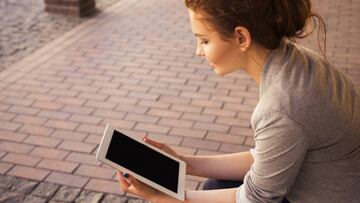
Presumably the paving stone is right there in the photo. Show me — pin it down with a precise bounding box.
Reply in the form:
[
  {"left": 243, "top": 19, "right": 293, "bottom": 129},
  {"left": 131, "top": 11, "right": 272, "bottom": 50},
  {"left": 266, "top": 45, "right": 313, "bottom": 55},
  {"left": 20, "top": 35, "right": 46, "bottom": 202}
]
[
  {"left": 7, "top": 165, "right": 50, "bottom": 181},
  {"left": 128, "top": 198, "right": 147, "bottom": 203},
  {"left": 11, "top": 178, "right": 38, "bottom": 194},
  {"left": 31, "top": 182, "right": 60, "bottom": 198},
  {"left": 52, "top": 186, "right": 82, "bottom": 202},
  {"left": 48, "top": 201, "right": 69, "bottom": 203},
  {"left": 0, "top": 175, "right": 17, "bottom": 189},
  {"left": 23, "top": 195, "right": 47, "bottom": 203},
  {"left": 101, "top": 194, "right": 128, "bottom": 203},
  {"left": 75, "top": 190, "right": 104, "bottom": 203},
  {"left": 0, "top": 191, "right": 25, "bottom": 203}
]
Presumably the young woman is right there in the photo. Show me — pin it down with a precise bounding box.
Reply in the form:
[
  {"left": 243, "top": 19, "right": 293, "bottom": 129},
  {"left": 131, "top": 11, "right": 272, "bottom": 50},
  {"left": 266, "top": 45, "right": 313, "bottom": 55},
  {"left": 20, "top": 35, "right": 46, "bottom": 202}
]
[{"left": 117, "top": 0, "right": 360, "bottom": 202}]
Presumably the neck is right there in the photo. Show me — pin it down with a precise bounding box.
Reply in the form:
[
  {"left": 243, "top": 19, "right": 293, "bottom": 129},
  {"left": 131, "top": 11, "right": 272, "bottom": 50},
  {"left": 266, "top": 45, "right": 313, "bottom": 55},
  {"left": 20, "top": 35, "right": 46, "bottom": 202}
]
[{"left": 242, "top": 44, "right": 271, "bottom": 86}]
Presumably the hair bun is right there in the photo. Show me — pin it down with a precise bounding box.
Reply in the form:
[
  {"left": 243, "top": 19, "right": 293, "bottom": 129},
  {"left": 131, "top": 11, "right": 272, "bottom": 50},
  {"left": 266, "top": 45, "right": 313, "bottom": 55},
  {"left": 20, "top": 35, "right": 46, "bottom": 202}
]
[{"left": 273, "top": 0, "right": 312, "bottom": 38}]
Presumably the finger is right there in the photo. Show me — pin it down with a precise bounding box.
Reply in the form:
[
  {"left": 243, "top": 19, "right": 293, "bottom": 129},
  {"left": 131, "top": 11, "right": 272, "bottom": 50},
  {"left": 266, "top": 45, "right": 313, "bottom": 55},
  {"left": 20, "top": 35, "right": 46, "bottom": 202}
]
[
  {"left": 123, "top": 173, "right": 138, "bottom": 186},
  {"left": 143, "top": 136, "right": 165, "bottom": 149},
  {"left": 117, "top": 172, "right": 130, "bottom": 191},
  {"left": 117, "top": 172, "right": 129, "bottom": 185},
  {"left": 117, "top": 171, "right": 126, "bottom": 179}
]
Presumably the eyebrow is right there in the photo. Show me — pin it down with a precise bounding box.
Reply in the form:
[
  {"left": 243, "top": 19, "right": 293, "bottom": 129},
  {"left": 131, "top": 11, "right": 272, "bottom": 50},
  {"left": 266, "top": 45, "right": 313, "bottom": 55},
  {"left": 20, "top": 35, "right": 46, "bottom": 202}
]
[{"left": 194, "top": 33, "right": 207, "bottom": 37}]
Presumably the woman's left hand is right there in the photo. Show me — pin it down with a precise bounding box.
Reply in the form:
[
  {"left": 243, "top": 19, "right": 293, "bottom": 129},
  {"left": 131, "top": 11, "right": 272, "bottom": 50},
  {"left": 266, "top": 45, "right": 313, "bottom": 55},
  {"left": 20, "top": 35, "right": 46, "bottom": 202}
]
[{"left": 117, "top": 171, "right": 162, "bottom": 202}]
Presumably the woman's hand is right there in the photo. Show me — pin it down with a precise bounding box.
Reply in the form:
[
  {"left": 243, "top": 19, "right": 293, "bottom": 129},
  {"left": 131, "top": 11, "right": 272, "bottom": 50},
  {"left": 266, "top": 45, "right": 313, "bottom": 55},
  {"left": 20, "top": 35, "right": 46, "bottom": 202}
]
[
  {"left": 143, "top": 135, "right": 183, "bottom": 160},
  {"left": 144, "top": 135, "right": 196, "bottom": 175},
  {"left": 116, "top": 136, "right": 186, "bottom": 202},
  {"left": 117, "top": 171, "right": 163, "bottom": 202}
]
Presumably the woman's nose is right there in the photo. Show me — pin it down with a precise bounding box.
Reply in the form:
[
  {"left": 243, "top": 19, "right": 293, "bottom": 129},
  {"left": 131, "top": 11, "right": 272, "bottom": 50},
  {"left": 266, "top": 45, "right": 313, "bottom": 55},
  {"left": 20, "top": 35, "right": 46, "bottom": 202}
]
[{"left": 196, "top": 46, "right": 205, "bottom": 57}]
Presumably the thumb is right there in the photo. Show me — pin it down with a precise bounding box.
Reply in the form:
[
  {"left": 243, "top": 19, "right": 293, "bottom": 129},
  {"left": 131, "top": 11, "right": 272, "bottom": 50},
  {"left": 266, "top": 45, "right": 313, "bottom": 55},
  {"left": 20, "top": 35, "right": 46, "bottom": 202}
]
[{"left": 143, "top": 135, "right": 165, "bottom": 149}]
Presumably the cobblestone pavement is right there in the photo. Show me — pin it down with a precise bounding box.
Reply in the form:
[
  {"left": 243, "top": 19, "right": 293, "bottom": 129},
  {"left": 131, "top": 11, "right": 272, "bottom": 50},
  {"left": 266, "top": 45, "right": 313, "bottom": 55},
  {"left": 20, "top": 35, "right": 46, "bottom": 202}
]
[
  {"left": 0, "top": 0, "right": 359, "bottom": 202},
  {"left": 0, "top": 174, "right": 147, "bottom": 203},
  {"left": 0, "top": 0, "right": 122, "bottom": 72}
]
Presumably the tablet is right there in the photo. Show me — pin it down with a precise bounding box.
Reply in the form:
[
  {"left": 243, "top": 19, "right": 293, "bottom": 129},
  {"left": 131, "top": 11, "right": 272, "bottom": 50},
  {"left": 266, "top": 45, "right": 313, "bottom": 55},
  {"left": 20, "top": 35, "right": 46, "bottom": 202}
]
[{"left": 96, "top": 124, "right": 186, "bottom": 201}]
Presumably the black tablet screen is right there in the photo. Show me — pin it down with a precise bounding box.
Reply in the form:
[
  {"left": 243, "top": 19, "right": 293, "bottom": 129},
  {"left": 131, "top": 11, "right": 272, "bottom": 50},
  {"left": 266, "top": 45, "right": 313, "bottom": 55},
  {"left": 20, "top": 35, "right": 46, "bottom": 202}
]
[{"left": 106, "top": 130, "right": 179, "bottom": 193}]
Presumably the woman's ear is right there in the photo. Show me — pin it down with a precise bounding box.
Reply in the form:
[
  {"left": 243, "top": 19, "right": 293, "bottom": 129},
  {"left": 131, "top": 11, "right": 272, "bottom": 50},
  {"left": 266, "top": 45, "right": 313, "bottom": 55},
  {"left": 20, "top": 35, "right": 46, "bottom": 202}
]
[{"left": 234, "top": 26, "right": 251, "bottom": 52}]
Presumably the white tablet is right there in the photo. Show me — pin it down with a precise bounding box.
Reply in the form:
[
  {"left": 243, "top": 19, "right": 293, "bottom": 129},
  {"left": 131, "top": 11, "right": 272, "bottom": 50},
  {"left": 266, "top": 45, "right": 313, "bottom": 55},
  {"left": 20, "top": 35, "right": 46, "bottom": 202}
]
[{"left": 96, "top": 124, "right": 186, "bottom": 201}]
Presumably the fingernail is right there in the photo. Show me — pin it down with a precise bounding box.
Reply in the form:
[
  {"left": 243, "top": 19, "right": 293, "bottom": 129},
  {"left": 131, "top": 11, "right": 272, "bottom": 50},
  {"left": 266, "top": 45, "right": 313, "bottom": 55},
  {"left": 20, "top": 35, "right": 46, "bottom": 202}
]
[
  {"left": 123, "top": 173, "right": 129, "bottom": 178},
  {"left": 143, "top": 135, "right": 148, "bottom": 141}
]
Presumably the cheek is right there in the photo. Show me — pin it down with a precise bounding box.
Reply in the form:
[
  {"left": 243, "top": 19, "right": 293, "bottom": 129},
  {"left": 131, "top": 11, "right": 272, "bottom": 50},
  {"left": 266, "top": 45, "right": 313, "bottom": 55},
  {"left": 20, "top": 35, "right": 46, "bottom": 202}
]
[
  {"left": 205, "top": 45, "right": 222, "bottom": 64},
  {"left": 205, "top": 44, "right": 232, "bottom": 66}
]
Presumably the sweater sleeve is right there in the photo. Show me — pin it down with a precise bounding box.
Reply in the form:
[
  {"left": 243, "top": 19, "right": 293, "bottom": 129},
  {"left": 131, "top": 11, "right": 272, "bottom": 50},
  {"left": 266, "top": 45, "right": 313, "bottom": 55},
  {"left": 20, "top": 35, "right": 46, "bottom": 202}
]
[{"left": 236, "top": 111, "right": 309, "bottom": 202}]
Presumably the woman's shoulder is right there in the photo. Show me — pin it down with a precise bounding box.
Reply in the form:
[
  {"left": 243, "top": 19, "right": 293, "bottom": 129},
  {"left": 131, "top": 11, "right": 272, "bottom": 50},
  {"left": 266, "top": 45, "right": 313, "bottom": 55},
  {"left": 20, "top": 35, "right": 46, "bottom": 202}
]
[
  {"left": 256, "top": 41, "right": 359, "bottom": 138},
  {"left": 260, "top": 41, "right": 325, "bottom": 93},
  {"left": 261, "top": 40, "right": 349, "bottom": 106}
]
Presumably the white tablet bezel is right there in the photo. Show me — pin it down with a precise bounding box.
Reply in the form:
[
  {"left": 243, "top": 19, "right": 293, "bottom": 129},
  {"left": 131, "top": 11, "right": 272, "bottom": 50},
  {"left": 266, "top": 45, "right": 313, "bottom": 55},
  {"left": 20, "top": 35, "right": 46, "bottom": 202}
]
[{"left": 96, "top": 124, "right": 186, "bottom": 201}]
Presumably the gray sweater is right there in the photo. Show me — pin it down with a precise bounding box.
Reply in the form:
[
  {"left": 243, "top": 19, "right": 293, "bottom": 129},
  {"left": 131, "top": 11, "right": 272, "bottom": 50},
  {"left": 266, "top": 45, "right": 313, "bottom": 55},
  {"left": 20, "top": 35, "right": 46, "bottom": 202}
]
[{"left": 236, "top": 41, "right": 360, "bottom": 202}]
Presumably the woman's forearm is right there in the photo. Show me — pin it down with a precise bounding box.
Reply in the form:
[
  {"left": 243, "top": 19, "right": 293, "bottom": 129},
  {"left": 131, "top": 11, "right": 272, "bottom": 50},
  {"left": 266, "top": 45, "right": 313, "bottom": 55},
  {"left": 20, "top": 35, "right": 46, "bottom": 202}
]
[{"left": 181, "top": 151, "right": 254, "bottom": 180}]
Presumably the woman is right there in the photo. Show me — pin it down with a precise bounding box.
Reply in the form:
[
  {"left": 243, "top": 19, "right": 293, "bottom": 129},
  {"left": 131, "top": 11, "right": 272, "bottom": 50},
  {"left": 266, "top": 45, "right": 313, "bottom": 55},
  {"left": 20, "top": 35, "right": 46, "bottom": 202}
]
[{"left": 118, "top": 0, "right": 360, "bottom": 202}]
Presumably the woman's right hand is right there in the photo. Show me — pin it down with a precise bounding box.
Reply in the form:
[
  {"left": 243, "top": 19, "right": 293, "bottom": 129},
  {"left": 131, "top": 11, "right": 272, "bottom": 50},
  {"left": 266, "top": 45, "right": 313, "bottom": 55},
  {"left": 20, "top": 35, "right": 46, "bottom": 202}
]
[
  {"left": 144, "top": 135, "right": 195, "bottom": 175},
  {"left": 143, "top": 135, "right": 183, "bottom": 160}
]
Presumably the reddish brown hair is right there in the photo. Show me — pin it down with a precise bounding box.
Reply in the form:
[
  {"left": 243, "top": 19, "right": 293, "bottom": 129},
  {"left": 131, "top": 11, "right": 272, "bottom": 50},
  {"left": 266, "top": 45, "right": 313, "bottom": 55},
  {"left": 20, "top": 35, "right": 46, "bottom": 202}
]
[{"left": 185, "top": 0, "right": 326, "bottom": 55}]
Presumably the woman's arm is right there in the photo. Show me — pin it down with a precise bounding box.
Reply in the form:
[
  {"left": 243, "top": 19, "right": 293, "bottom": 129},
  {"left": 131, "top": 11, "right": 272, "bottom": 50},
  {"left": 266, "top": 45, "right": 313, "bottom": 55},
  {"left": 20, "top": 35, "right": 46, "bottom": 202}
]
[
  {"left": 144, "top": 136, "right": 254, "bottom": 181},
  {"left": 181, "top": 151, "right": 254, "bottom": 181}
]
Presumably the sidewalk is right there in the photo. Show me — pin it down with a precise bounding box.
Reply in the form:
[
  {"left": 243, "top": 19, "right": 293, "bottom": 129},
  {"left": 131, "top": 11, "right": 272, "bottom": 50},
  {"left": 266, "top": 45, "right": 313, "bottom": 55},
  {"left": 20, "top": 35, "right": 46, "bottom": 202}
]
[
  {"left": 0, "top": 0, "right": 359, "bottom": 202},
  {"left": 0, "top": 0, "right": 122, "bottom": 72}
]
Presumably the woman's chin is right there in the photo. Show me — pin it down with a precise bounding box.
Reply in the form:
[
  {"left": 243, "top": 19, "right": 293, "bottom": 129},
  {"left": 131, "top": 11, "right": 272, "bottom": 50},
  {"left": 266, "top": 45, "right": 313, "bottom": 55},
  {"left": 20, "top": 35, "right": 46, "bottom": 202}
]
[
  {"left": 213, "top": 68, "right": 220, "bottom": 75},
  {"left": 214, "top": 68, "right": 225, "bottom": 77}
]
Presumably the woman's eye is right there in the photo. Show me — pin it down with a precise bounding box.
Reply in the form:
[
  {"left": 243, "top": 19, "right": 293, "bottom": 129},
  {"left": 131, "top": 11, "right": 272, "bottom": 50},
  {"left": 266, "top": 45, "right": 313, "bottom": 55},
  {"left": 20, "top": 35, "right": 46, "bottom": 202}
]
[{"left": 200, "top": 40, "right": 208, "bottom": 45}]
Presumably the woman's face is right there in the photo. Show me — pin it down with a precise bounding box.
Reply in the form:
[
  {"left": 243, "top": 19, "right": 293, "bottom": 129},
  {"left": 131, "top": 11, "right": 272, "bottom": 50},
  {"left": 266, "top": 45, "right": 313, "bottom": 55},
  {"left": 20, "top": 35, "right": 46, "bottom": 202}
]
[{"left": 189, "top": 10, "right": 243, "bottom": 76}]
